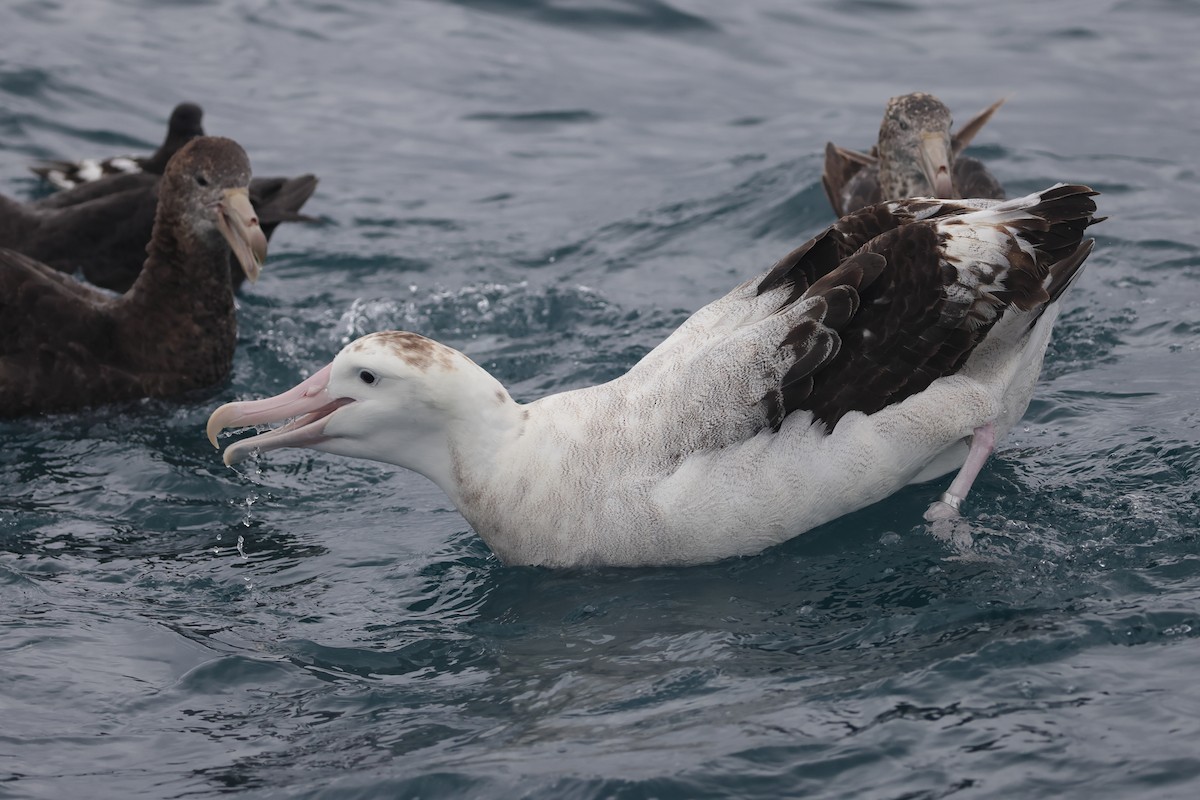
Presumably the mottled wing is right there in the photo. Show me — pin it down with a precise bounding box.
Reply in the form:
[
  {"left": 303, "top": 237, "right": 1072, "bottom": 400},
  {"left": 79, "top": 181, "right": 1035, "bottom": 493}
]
[
  {"left": 29, "top": 156, "right": 146, "bottom": 192},
  {"left": 764, "top": 185, "right": 1098, "bottom": 430},
  {"left": 795, "top": 222, "right": 995, "bottom": 428},
  {"left": 757, "top": 198, "right": 941, "bottom": 305},
  {"left": 30, "top": 104, "right": 204, "bottom": 192}
]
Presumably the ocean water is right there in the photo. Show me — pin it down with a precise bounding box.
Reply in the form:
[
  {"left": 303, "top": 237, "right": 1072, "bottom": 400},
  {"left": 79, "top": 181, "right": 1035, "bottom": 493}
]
[{"left": 2, "top": 0, "right": 1199, "bottom": 797}]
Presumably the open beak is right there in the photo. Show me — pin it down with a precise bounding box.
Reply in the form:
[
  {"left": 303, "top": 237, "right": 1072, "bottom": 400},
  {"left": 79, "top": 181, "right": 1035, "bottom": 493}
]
[
  {"left": 207, "top": 363, "right": 352, "bottom": 466},
  {"left": 216, "top": 187, "right": 269, "bottom": 283},
  {"left": 917, "top": 132, "right": 956, "bottom": 198}
]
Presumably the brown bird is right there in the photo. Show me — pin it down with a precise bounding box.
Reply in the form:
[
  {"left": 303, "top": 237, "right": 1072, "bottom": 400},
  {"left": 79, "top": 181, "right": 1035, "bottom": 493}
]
[
  {"left": 822, "top": 92, "right": 1006, "bottom": 217},
  {"left": 12, "top": 101, "right": 316, "bottom": 292},
  {"left": 29, "top": 102, "right": 206, "bottom": 189},
  {"left": 1, "top": 168, "right": 315, "bottom": 294},
  {"left": 0, "top": 136, "right": 268, "bottom": 418}
]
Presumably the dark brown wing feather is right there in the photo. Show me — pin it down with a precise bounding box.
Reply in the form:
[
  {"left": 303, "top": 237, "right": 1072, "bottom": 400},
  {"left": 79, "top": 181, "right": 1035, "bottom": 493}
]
[
  {"left": 757, "top": 199, "right": 941, "bottom": 305},
  {"left": 32, "top": 172, "right": 159, "bottom": 210},
  {"left": 251, "top": 175, "right": 320, "bottom": 229},
  {"left": 950, "top": 98, "right": 1006, "bottom": 156},
  {"left": 798, "top": 224, "right": 984, "bottom": 427},
  {"left": 1, "top": 183, "right": 161, "bottom": 294},
  {"left": 822, "top": 143, "right": 878, "bottom": 217},
  {"left": 762, "top": 185, "right": 1099, "bottom": 431},
  {"left": 0, "top": 249, "right": 147, "bottom": 416}
]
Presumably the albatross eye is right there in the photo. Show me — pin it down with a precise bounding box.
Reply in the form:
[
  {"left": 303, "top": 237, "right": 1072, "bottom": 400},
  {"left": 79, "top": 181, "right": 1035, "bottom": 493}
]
[
  {"left": 359, "top": 369, "right": 378, "bottom": 386},
  {"left": 195, "top": 174, "right": 210, "bottom": 187}
]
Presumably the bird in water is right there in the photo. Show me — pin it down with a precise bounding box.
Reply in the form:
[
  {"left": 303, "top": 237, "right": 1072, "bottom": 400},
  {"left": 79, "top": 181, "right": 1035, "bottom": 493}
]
[
  {"left": 30, "top": 102, "right": 206, "bottom": 189},
  {"left": 208, "top": 184, "right": 1100, "bottom": 568},
  {"left": 822, "top": 92, "right": 1006, "bottom": 217},
  {"left": 0, "top": 137, "right": 268, "bottom": 418},
  {"left": 2, "top": 167, "right": 314, "bottom": 294},
  {"left": 9, "top": 102, "right": 317, "bottom": 292}
]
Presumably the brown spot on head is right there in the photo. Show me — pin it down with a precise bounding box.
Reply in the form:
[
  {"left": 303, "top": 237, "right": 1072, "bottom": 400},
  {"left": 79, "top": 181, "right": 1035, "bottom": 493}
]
[{"left": 360, "top": 331, "right": 457, "bottom": 372}]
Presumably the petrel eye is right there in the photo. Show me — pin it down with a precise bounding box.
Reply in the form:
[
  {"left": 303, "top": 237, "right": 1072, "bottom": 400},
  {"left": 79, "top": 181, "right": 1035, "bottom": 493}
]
[
  {"left": 195, "top": 174, "right": 210, "bottom": 187},
  {"left": 359, "top": 369, "right": 378, "bottom": 386}
]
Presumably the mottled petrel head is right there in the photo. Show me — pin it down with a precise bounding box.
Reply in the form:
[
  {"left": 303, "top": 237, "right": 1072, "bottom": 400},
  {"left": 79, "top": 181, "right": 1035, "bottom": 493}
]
[{"left": 877, "top": 92, "right": 956, "bottom": 200}]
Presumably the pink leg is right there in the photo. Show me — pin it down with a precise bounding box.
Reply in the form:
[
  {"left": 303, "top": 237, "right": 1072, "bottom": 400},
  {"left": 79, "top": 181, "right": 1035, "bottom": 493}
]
[{"left": 924, "top": 422, "right": 996, "bottom": 521}]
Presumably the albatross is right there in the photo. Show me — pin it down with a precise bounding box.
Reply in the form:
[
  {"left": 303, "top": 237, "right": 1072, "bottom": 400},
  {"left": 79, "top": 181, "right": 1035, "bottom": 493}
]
[
  {"left": 208, "top": 184, "right": 1100, "bottom": 568},
  {"left": 823, "top": 92, "right": 1006, "bottom": 217},
  {"left": 0, "top": 137, "right": 267, "bottom": 418}
]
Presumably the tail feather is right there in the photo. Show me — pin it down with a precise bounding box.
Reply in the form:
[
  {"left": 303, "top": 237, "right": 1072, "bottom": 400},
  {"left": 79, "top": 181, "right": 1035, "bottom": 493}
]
[
  {"left": 1041, "top": 238, "right": 1095, "bottom": 309},
  {"left": 249, "top": 175, "right": 319, "bottom": 234},
  {"left": 1018, "top": 185, "right": 1099, "bottom": 302}
]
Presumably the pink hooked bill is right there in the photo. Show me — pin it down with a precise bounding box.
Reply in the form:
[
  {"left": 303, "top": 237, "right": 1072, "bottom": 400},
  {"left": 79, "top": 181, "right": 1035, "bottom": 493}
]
[{"left": 206, "top": 363, "right": 352, "bottom": 466}]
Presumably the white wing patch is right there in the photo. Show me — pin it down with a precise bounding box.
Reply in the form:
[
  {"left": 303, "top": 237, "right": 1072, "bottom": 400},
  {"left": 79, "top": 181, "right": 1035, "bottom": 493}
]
[
  {"left": 109, "top": 157, "right": 140, "bottom": 174},
  {"left": 76, "top": 159, "right": 103, "bottom": 182},
  {"left": 46, "top": 170, "right": 73, "bottom": 190}
]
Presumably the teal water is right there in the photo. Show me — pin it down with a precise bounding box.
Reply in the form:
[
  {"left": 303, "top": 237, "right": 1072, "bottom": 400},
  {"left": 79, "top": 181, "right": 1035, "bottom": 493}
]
[{"left": 3, "top": 1, "right": 1200, "bottom": 798}]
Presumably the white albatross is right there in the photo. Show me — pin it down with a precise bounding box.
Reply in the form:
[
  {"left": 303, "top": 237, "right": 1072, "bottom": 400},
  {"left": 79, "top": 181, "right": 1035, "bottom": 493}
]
[{"left": 208, "top": 184, "right": 1100, "bottom": 568}]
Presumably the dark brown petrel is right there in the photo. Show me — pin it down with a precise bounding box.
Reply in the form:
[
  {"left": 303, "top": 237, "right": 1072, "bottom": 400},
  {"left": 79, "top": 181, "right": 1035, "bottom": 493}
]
[
  {"left": 823, "top": 92, "right": 1006, "bottom": 217},
  {"left": 1, "top": 167, "right": 315, "bottom": 294},
  {"left": 0, "top": 136, "right": 268, "bottom": 418}
]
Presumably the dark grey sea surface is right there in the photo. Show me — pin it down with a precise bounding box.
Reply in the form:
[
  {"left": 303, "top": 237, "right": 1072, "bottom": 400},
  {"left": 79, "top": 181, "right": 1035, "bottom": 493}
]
[{"left": 2, "top": 1, "right": 1199, "bottom": 797}]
